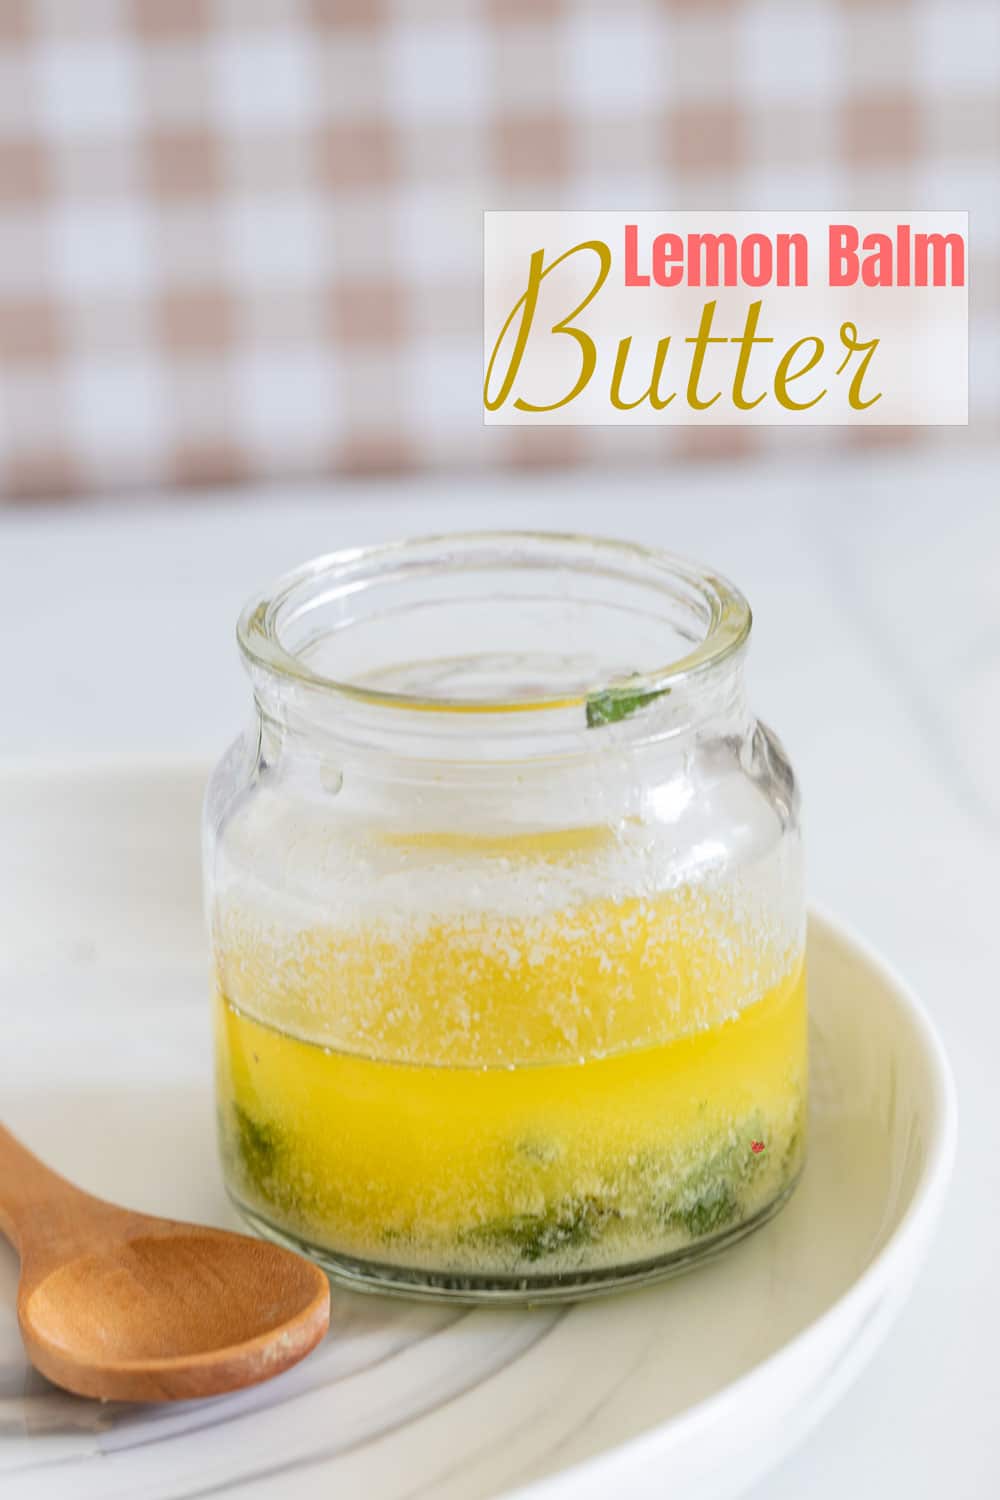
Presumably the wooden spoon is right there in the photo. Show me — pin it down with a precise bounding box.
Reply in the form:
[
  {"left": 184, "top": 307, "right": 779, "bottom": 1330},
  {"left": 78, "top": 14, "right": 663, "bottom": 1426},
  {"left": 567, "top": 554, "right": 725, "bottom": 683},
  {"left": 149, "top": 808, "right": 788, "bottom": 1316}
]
[{"left": 0, "top": 1124, "right": 330, "bottom": 1402}]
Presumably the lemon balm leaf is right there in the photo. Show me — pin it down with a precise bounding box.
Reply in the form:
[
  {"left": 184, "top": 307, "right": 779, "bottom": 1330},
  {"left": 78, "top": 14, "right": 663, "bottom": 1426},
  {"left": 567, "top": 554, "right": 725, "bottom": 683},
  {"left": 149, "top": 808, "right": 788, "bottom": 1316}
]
[{"left": 586, "top": 679, "right": 670, "bottom": 727}]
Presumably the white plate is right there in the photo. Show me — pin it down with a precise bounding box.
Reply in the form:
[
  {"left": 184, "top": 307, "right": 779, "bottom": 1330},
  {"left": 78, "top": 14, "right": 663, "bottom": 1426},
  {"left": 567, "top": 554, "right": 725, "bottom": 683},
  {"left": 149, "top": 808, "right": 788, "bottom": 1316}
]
[{"left": 0, "top": 764, "right": 956, "bottom": 1500}]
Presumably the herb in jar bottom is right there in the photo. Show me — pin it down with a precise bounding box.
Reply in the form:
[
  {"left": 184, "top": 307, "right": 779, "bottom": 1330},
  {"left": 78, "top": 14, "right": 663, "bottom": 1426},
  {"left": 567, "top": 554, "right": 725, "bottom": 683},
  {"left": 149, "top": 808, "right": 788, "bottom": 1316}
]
[{"left": 215, "top": 960, "right": 806, "bottom": 1276}]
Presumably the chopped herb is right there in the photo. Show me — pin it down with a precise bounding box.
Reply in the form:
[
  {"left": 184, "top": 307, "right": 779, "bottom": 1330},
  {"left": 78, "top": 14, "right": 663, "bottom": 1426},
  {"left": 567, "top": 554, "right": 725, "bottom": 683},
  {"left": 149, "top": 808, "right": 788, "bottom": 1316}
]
[
  {"left": 223, "top": 1099, "right": 793, "bottom": 1266},
  {"left": 654, "top": 1119, "right": 768, "bottom": 1239},
  {"left": 230, "top": 1103, "right": 283, "bottom": 1192},
  {"left": 463, "top": 1194, "right": 623, "bottom": 1263},
  {"left": 666, "top": 1178, "right": 739, "bottom": 1238},
  {"left": 586, "top": 677, "right": 670, "bottom": 728}
]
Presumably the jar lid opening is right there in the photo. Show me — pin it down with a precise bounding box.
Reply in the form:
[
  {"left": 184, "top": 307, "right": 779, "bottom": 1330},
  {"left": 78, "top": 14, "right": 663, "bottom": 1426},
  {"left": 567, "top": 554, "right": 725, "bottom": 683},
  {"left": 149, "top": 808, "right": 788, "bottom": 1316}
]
[{"left": 237, "top": 532, "right": 751, "bottom": 726}]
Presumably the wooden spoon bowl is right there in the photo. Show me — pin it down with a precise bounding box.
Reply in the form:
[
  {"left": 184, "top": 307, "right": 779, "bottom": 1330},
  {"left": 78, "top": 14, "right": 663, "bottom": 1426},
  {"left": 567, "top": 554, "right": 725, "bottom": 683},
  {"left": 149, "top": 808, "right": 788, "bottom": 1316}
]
[{"left": 1, "top": 1125, "right": 330, "bottom": 1402}]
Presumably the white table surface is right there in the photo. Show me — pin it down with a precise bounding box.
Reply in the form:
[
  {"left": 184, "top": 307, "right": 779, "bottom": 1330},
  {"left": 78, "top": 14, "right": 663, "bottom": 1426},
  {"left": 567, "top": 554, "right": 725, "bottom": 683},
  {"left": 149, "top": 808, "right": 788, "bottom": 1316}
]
[{"left": 1, "top": 447, "right": 996, "bottom": 1499}]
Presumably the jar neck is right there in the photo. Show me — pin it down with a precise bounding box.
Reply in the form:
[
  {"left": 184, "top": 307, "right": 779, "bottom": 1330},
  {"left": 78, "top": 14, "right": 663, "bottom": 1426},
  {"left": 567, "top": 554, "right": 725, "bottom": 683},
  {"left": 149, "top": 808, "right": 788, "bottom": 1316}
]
[{"left": 238, "top": 531, "right": 754, "bottom": 782}]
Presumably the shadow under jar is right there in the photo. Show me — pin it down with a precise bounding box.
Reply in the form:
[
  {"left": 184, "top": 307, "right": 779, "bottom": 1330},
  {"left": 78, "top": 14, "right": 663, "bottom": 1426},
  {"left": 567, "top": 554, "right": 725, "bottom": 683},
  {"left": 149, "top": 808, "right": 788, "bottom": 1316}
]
[{"left": 204, "top": 533, "right": 807, "bottom": 1301}]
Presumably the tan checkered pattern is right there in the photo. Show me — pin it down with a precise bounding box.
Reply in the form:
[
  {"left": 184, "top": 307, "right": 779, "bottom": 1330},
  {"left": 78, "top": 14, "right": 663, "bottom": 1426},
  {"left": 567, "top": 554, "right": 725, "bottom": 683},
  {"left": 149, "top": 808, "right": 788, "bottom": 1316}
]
[{"left": 0, "top": 0, "right": 995, "bottom": 500}]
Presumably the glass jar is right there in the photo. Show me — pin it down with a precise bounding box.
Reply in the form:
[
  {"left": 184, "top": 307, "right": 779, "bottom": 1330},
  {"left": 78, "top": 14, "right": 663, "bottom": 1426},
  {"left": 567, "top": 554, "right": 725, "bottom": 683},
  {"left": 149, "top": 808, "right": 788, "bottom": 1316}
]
[{"left": 203, "top": 533, "right": 806, "bottom": 1301}]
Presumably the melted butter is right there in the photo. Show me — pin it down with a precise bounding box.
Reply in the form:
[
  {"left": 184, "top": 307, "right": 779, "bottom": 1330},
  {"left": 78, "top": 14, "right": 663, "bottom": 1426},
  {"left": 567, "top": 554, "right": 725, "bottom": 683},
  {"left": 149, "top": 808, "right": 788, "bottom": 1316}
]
[{"left": 214, "top": 876, "right": 807, "bottom": 1271}]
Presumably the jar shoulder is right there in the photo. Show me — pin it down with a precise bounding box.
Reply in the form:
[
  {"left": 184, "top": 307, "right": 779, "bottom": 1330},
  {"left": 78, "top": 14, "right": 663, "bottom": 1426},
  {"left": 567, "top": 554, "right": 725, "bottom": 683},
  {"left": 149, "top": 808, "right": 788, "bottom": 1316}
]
[
  {"left": 202, "top": 727, "right": 260, "bottom": 854},
  {"left": 743, "top": 717, "right": 801, "bottom": 837},
  {"left": 204, "top": 715, "right": 800, "bottom": 908},
  {"left": 631, "top": 716, "right": 800, "bottom": 882}
]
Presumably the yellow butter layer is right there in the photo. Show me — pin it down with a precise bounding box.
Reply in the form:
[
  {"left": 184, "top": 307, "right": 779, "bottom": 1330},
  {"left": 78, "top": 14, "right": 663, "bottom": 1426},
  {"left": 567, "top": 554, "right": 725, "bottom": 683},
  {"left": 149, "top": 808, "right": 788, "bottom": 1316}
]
[
  {"left": 216, "top": 953, "right": 807, "bottom": 1274},
  {"left": 215, "top": 877, "right": 798, "bottom": 1069}
]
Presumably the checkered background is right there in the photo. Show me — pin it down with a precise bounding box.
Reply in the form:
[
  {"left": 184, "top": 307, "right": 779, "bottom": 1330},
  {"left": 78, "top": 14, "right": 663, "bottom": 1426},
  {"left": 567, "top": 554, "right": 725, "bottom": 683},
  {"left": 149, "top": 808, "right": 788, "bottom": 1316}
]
[{"left": 0, "top": 0, "right": 995, "bottom": 502}]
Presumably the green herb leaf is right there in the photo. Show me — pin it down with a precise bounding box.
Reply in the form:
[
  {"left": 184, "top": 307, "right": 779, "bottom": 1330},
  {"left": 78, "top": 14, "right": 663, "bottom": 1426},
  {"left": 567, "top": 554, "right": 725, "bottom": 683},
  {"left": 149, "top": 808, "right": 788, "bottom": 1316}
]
[
  {"left": 585, "top": 678, "right": 670, "bottom": 728},
  {"left": 230, "top": 1103, "right": 282, "bottom": 1191}
]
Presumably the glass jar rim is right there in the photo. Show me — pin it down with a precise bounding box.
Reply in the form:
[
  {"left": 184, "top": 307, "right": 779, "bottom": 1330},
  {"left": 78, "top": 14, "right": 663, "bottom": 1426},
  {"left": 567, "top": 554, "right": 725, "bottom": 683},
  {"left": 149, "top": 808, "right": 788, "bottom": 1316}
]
[{"left": 236, "top": 530, "right": 752, "bottom": 717}]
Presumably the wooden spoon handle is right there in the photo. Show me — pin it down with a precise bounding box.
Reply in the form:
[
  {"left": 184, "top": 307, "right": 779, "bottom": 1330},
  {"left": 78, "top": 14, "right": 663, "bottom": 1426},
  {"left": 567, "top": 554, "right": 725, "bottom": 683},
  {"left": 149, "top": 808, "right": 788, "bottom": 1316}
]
[{"left": 0, "top": 1123, "right": 86, "bottom": 1257}]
